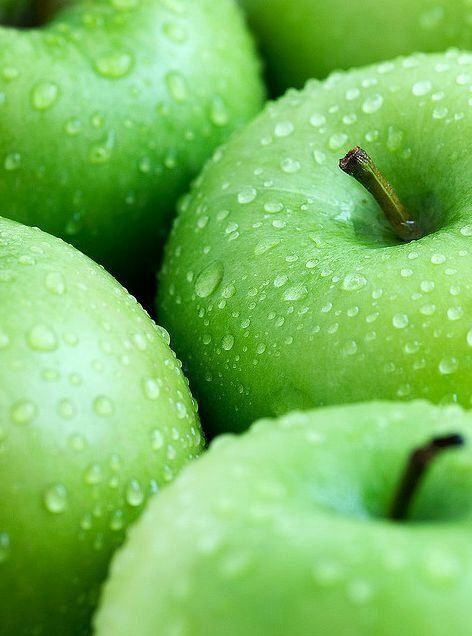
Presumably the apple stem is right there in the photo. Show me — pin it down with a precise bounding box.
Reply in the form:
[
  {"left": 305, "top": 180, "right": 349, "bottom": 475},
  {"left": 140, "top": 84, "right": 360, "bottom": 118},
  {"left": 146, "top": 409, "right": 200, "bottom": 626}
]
[
  {"left": 389, "top": 434, "right": 465, "bottom": 521},
  {"left": 339, "top": 146, "right": 424, "bottom": 242}
]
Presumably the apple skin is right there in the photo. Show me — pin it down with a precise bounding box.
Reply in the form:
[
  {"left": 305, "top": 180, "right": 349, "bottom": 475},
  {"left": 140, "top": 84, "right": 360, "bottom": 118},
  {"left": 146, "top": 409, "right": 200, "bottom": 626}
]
[
  {"left": 0, "top": 0, "right": 263, "bottom": 293},
  {"left": 0, "top": 216, "right": 204, "bottom": 635},
  {"left": 240, "top": 0, "right": 472, "bottom": 94},
  {"left": 95, "top": 400, "right": 472, "bottom": 636},
  {"left": 158, "top": 50, "right": 472, "bottom": 434}
]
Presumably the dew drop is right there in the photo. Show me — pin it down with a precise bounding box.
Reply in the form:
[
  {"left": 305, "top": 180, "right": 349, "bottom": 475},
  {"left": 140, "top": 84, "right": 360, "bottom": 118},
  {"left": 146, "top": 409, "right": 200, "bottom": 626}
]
[
  {"left": 165, "top": 71, "right": 188, "bottom": 102},
  {"left": 283, "top": 284, "right": 308, "bottom": 301},
  {"left": 27, "top": 324, "right": 57, "bottom": 352},
  {"left": 194, "top": 261, "right": 224, "bottom": 298},
  {"left": 45, "top": 272, "right": 66, "bottom": 295},
  {"left": 221, "top": 334, "right": 235, "bottom": 351},
  {"left": 43, "top": 483, "right": 68, "bottom": 514},
  {"left": 342, "top": 273, "right": 367, "bottom": 291},
  {"left": 237, "top": 187, "right": 257, "bottom": 204},
  {"left": 412, "top": 80, "right": 432, "bottom": 96},
  {"left": 10, "top": 400, "right": 37, "bottom": 425},
  {"left": 392, "top": 313, "right": 409, "bottom": 329},
  {"left": 274, "top": 121, "right": 294, "bottom": 137},
  {"left": 126, "top": 479, "right": 144, "bottom": 507},
  {"left": 4, "top": 152, "right": 21, "bottom": 171},
  {"left": 439, "top": 357, "right": 458, "bottom": 375},
  {"left": 0, "top": 532, "right": 10, "bottom": 563},
  {"left": 142, "top": 377, "right": 161, "bottom": 400},
  {"left": 95, "top": 52, "right": 133, "bottom": 78},
  {"left": 31, "top": 81, "right": 59, "bottom": 110},
  {"left": 93, "top": 396, "right": 114, "bottom": 417},
  {"left": 362, "top": 94, "right": 383, "bottom": 113}
]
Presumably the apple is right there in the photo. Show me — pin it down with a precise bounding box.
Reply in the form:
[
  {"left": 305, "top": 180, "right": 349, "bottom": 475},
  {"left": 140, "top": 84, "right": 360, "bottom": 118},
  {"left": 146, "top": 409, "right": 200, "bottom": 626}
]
[
  {"left": 0, "top": 216, "right": 204, "bottom": 634},
  {"left": 95, "top": 400, "right": 472, "bottom": 635},
  {"left": 240, "top": 0, "right": 472, "bottom": 94},
  {"left": 158, "top": 50, "right": 472, "bottom": 434},
  {"left": 0, "top": 0, "right": 264, "bottom": 295}
]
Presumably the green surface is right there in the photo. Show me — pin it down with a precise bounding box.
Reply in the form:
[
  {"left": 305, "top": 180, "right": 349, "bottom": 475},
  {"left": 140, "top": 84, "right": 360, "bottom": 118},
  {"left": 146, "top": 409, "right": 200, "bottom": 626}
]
[
  {"left": 159, "top": 50, "right": 472, "bottom": 434},
  {"left": 241, "top": 0, "right": 472, "bottom": 94},
  {"left": 0, "top": 216, "right": 204, "bottom": 634},
  {"left": 0, "top": 0, "right": 263, "bottom": 291},
  {"left": 95, "top": 400, "right": 472, "bottom": 635}
]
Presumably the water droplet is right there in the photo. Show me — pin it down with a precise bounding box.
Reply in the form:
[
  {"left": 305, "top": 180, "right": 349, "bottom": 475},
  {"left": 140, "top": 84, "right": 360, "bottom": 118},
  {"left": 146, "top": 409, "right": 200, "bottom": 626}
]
[
  {"left": 431, "top": 253, "right": 446, "bottom": 265},
  {"left": 347, "top": 579, "right": 374, "bottom": 605},
  {"left": 84, "top": 463, "right": 103, "bottom": 485},
  {"left": 10, "top": 400, "right": 37, "bottom": 425},
  {"left": 195, "top": 261, "right": 224, "bottom": 298},
  {"left": 31, "top": 81, "right": 59, "bottom": 110},
  {"left": 142, "top": 377, "right": 161, "bottom": 400},
  {"left": 27, "top": 324, "right": 57, "bottom": 351},
  {"left": 255, "top": 238, "right": 280, "bottom": 255},
  {"left": 328, "top": 132, "right": 348, "bottom": 150},
  {"left": 460, "top": 225, "right": 472, "bottom": 236},
  {"left": 151, "top": 428, "right": 164, "bottom": 450},
  {"left": 0, "top": 330, "right": 10, "bottom": 349},
  {"left": 412, "top": 80, "right": 432, "bottom": 96},
  {"left": 176, "top": 401, "right": 187, "bottom": 419},
  {"left": 342, "top": 273, "right": 367, "bottom": 291},
  {"left": 362, "top": 94, "right": 383, "bottom": 113},
  {"left": 43, "top": 483, "right": 68, "bottom": 514},
  {"left": 45, "top": 272, "right": 66, "bottom": 295},
  {"left": 95, "top": 52, "right": 133, "bottom": 78},
  {"left": 237, "top": 187, "right": 257, "bottom": 204},
  {"left": 126, "top": 479, "right": 144, "bottom": 507},
  {"left": 210, "top": 96, "right": 229, "bottom": 127},
  {"left": 447, "top": 306, "right": 463, "bottom": 321},
  {"left": 221, "top": 334, "right": 234, "bottom": 351},
  {"left": 309, "top": 113, "right": 326, "bottom": 127},
  {"left": 280, "top": 157, "right": 301, "bottom": 174},
  {"left": 162, "top": 21, "right": 187, "bottom": 42},
  {"left": 110, "top": 509, "right": 125, "bottom": 532},
  {"left": 274, "top": 120, "right": 294, "bottom": 137},
  {"left": 0, "top": 532, "right": 10, "bottom": 563},
  {"left": 4, "top": 152, "right": 21, "bottom": 171},
  {"left": 283, "top": 284, "right": 308, "bottom": 301},
  {"left": 166, "top": 71, "right": 188, "bottom": 102},
  {"left": 439, "top": 357, "right": 458, "bottom": 375},
  {"left": 93, "top": 396, "right": 114, "bottom": 417},
  {"left": 392, "top": 313, "right": 409, "bottom": 329},
  {"left": 58, "top": 399, "right": 75, "bottom": 419}
]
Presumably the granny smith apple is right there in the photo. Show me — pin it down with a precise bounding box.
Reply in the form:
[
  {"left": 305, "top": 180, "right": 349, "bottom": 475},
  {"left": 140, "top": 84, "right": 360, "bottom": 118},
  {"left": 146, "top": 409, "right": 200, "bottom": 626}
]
[
  {"left": 240, "top": 0, "right": 472, "bottom": 94},
  {"left": 158, "top": 50, "right": 472, "bottom": 434},
  {"left": 0, "top": 0, "right": 263, "bottom": 294},
  {"left": 0, "top": 216, "right": 204, "bottom": 635},
  {"left": 95, "top": 400, "right": 472, "bottom": 636}
]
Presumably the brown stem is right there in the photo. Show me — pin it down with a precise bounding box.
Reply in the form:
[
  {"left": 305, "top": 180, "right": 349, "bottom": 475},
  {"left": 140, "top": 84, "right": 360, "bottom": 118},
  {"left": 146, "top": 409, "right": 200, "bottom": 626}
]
[
  {"left": 390, "top": 434, "right": 465, "bottom": 521},
  {"left": 339, "top": 146, "right": 424, "bottom": 242}
]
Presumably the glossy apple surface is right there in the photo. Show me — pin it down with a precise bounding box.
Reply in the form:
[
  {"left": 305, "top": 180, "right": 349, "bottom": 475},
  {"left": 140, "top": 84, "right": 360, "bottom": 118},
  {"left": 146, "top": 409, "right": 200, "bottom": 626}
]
[
  {"left": 0, "top": 0, "right": 263, "bottom": 292},
  {"left": 159, "top": 50, "right": 472, "bottom": 434},
  {"left": 95, "top": 400, "right": 472, "bottom": 635},
  {"left": 0, "top": 216, "right": 204, "bottom": 635},
  {"left": 240, "top": 0, "right": 472, "bottom": 93}
]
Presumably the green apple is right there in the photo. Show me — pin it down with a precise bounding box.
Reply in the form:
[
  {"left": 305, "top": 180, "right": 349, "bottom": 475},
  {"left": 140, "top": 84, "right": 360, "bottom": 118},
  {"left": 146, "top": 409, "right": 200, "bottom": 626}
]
[
  {"left": 95, "top": 400, "right": 472, "bottom": 636},
  {"left": 0, "top": 0, "right": 263, "bottom": 294},
  {"left": 158, "top": 50, "right": 472, "bottom": 434},
  {"left": 240, "top": 0, "right": 472, "bottom": 94},
  {"left": 0, "top": 216, "right": 204, "bottom": 635}
]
